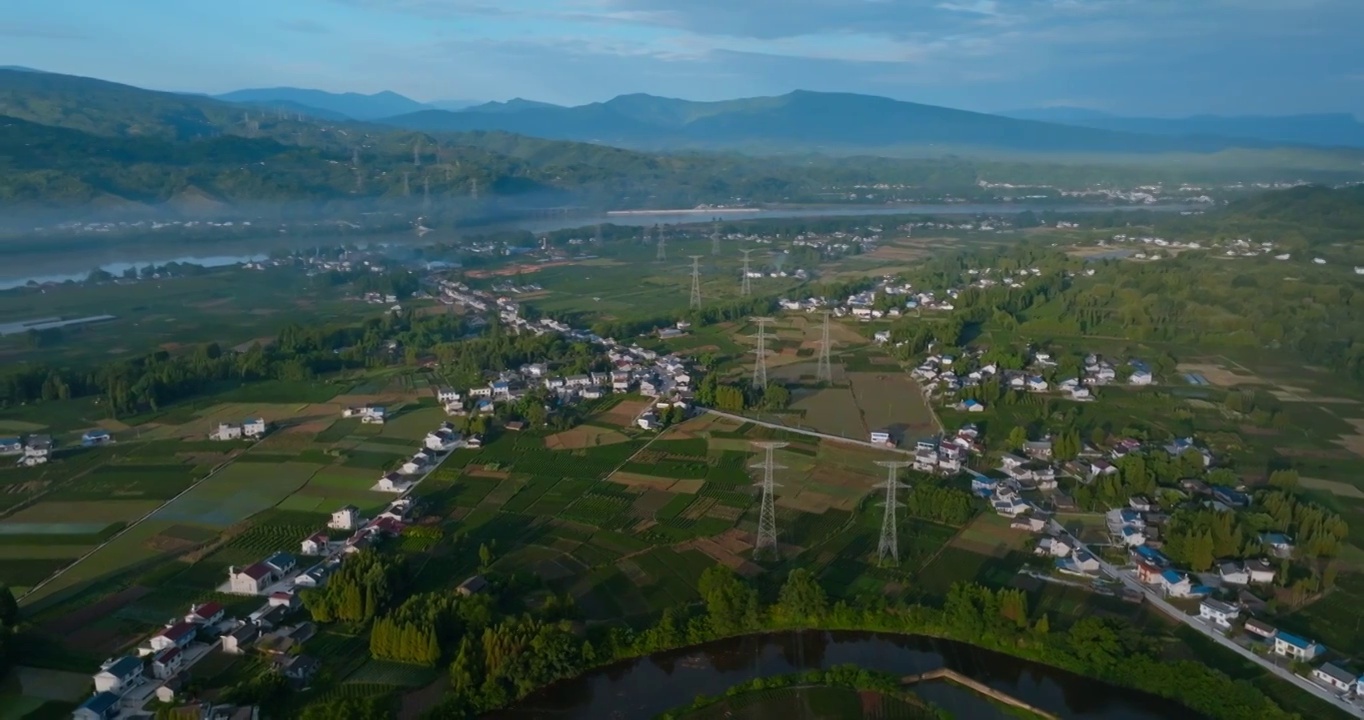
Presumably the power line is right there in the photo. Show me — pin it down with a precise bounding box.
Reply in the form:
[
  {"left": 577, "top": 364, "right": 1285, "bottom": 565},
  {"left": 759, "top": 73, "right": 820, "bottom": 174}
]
[
  {"left": 750, "top": 316, "right": 774, "bottom": 388},
  {"left": 816, "top": 311, "right": 833, "bottom": 383},
  {"left": 752, "top": 441, "right": 787, "bottom": 559},
  {"left": 688, "top": 255, "right": 703, "bottom": 309},
  {"left": 875, "top": 461, "right": 912, "bottom": 565}
]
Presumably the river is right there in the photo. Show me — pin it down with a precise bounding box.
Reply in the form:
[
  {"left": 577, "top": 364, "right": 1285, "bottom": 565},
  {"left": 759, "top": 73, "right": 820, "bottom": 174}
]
[
  {"left": 0, "top": 203, "right": 1179, "bottom": 290},
  {"left": 490, "top": 631, "right": 1197, "bottom": 720}
]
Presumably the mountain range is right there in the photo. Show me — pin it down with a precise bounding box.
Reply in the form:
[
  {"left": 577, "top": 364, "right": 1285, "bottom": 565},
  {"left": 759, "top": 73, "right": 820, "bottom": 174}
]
[{"left": 213, "top": 87, "right": 478, "bottom": 121}]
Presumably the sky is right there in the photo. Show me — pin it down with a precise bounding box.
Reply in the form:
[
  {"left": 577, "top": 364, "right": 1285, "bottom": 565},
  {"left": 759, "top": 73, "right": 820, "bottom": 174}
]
[{"left": 3, "top": 0, "right": 1362, "bottom": 116}]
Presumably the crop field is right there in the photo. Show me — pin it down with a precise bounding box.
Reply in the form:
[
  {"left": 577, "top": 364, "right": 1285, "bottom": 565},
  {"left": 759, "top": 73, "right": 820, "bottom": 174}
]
[
  {"left": 43, "top": 463, "right": 201, "bottom": 502},
  {"left": 154, "top": 461, "right": 321, "bottom": 526},
  {"left": 847, "top": 372, "right": 939, "bottom": 441},
  {"left": 1, "top": 500, "right": 160, "bottom": 527},
  {"left": 1280, "top": 573, "right": 1364, "bottom": 657},
  {"left": 789, "top": 387, "right": 867, "bottom": 438}
]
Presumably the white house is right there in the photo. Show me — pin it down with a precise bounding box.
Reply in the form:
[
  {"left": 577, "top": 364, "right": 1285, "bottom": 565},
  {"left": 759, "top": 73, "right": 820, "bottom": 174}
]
[
  {"left": 1198, "top": 598, "right": 1240, "bottom": 628},
  {"left": 243, "top": 418, "right": 267, "bottom": 438},
  {"left": 869, "top": 430, "right": 892, "bottom": 446},
  {"left": 1129, "top": 370, "right": 1154, "bottom": 385},
  {"left": 185, "top": 601, "right": 225, "bottom": 625},
  {"left": 74, "top": 692, "right": 120, "bottom": 720},
  {"left": 1036, "top": 537, "right": 1074, "bottom": 558},
  {"left": 436, "top": 387, "right": 461, "bottom": 404},
  {"left": 0, "top": 437, "right": 21, "bottom": 456},
  {"left": 1218, "top": 562, "right": 1250, "bottom": 586},
  {"left": 93, "top": 656, "right": 144, "bottom": 694},
  {"left": 424, "top": 429, "right": 459, "bottom": 452},
  {"left": 301, "top": 532, "right": 329, "bottom": 556},
  {"left": 401, "top": 453, "right": 430, "bottom": 475},
  {"left": 23, "top": 435, "right": 52, "bottom": 463},
  {"left": 1160, "top": 570, "right": 1194, "bottom": 598},
  {"left": 1312, "top": 663, "right": 1355, "bottom": 692},
  {"left": 150, "top": 647, "right": 183, "bottom": 680},
  {"left": 376, "top": 472, "right": 410, "bottom": 493},
  {"left": 211, "top": 423, "right": 243, "bottom": 441},
  {"left": 148, "top": 622, "right": 197, "bottom": 653},
  {"left": 1273, "top": 631, "right": 1323, "bottom": 661},
  {"left": 1246, "top": 559, "right": 1277, "bottom": 584},
  {"left": 228, "top": 563, "right": 276, "bottom": 594},
  {"left": 329, "top": 505, "right": 360, "bottom": 531}
]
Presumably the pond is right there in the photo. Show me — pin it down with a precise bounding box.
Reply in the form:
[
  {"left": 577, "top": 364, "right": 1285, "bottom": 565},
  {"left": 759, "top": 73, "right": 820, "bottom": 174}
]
[{"left": 491, "top": 631, "right": 1198, "bottom": 719}]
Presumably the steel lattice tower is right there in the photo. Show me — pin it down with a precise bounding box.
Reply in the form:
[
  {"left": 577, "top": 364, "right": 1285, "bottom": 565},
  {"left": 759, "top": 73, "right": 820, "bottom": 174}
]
[
  {"left": 752, "top": 441, "right": 787, "bottom": 558},
  {"left": 688, "top": 255, "right": 703, "bottom": 309},
  {"left": 656, "top": 227, "right": 667, "bottom": 262},
  {"left": 711, "top": 221, "right": 721, "bottom": 255},
  {"left": 816, "top": 311, "right": 833, "bottom": 383},
  {"left": 740, "top": 249, "right": 755, "bottom": 296},
  {"left": 750, "top": 316, "right": 773, "bottom": 388},
  {"left": 875, "top": 461, "right": 912, "bottom": 565}
]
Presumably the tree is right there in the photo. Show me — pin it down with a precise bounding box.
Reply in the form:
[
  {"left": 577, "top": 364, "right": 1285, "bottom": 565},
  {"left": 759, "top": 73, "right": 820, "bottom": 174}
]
[
  {"left": 479, "top": 543, "right": 494, "bottom": 572},
  {"left": 1268, "top": 469, "right": 1299, "bottom": 492},
  {"left": 0, "top": 585, "right": 15, "bottom": 627},
  {"left": 776, "top": 569, "right": 828, "bottom": 623},
  {"left": 1007, "top": 426, "right": 1028, "bottom": 451},
  {"left": 697, "top": 566, "right": 759, "bottom": 636}
]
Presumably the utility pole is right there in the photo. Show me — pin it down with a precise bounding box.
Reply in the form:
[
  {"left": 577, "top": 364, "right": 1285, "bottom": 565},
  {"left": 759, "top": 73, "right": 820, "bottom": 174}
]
[
  {"left": 752, "top": 442, "right": 787, "bottom": 559},
  {"left": 750, "top": 316, "right": 774, "bottom": 388},
  {"left": 740, "top": 248, "right": 755, "bottom": 297},
  {"left": 688, "top": 255, "right": 703, "bottom": 309},
  {"left": 875, "top": 461, "right": 912, "bottom": 565},
  {"left": 816, "top": 311, "right": 833, "bottom": 383}
]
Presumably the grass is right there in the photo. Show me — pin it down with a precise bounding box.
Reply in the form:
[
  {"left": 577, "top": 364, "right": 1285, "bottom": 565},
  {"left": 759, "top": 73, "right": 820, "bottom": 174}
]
[
  {"left": 1280, "top": 572, "right": 1364, "bottom": 657},
  {"left": 153, "top": 461, "right": 321, "bottom": 527}
]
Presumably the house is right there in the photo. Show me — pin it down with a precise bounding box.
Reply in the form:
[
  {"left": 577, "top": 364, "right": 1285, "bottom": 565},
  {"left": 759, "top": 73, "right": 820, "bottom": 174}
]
[
  {"left": 869, "top": 430, "right": 892, "bottom": 446},
  {"left": 1026, "top": 376, "right": 1049, "bottom": 392},
  {"left": 1011, "top": 517, "right": 1046, "bottom": 532},
  {"left": 93, "top": 655, "right": 144, "bottom": 694},
  {"left": 1273, "top": 631, "right": 1323, "bottom": 661},
  {"left": 401, "top": 454, "right": 430, "bottom": 475},
  {"left": 1211, "top": 486, "right": 1250, "bottom": 508},
  {"left": 273, "top": 654, "right": 321, "bottom": 682},
  {"left": 155, "top": 673, "right": 185, "bottom": 703},
  {"left": 436, "top": 387, "right": 461, "bottom": 404},
  {"left": 212, "top": 423, "right": 244, "bottom": 441},
  {"left": 1243, "top": 618, "right": 1277, "bottom": 640},
  {"left": 1246, "top": 559, "right": 1277, "bottom": 584},
  {"left": 329, "top": 505, "right": 360, "bottom": 531},
  {"left": 962, "top": 399, "right": 986, "bottom": 412},
  {"left": 151, "top": 647, "right": 184, "bottom": 680},
  {"left": 300, "top": 532, "right": 329, "bottom": 556},
  {"left": 376, "top": 472, "right": 409, "bottom": 493},
  {"left": 873, "top": 330, "right": 892, "bottom": 344},
  {"left": 1036, "top": 537, "right": 1073, "bottom": 557},
  {"left": 456, "top": 575, "right": 488, "bottom": 597},
  {"left": 228, "top": 563, "right": 275, "bottom": 594},
  {"left": 1129, "top": 369, "right": 1154, "bottom": 385},
  {"left": 263, "top": 552, "right": 296, "bottom": 576},
  {"left": 1136, "top": 561, "right": 1164, "bottom": 585},
  {"left": 359, "top": 406, "right": 387, "bottom": 424},
  {"left": 82, "top": 429, "right": 113, "bottom": 447},
  {"left": 149, "top": 622, "right": 197, "bottom": 652},
  {"left": 1312, "top": 662, "right": 1356, "bottom": 692},
  {"left": 424, "top": 429, "right": 459, "bottom": 452},
  {"left": 1198, "top": 598, "right": 1240, "bottom": 628},
  {"left": 1259, "top": 533, "right": 1295, "bottom": 558},
  {"left": 23, "top": 435, "right": 52, "bottom": 462},
  {"left": 222, "top": 624, "right": 259, "bottom": 654},
  {"left": 243, "top": 418, "right": 268, "bottom": 438},
  {"left": 1218, "top": 562, "right": 1250, "bottom": 586},
  {"left": 186, "top": 601, "right": 225, "bottom": 625},
  {"left": 1159, "top": 569, "right": 1194, "bottom": 598},
  {"left": 0, "top": 437, "right": 21, "bottom": 455},
  {"left": 1022, "top": 440, "right": 1053, "bottom": 459},
  {"left": 1120, "top": 526, "right": 1146, "bottom": 547},
  {"left": 269, "top": 591, "right": 299, "bottom": 609},
  {"left": 1129, "top": 496, "right": 1154, "bottom": 512},
  {"left": 73, "top": 692, "right": 121, "bottom": 720}
]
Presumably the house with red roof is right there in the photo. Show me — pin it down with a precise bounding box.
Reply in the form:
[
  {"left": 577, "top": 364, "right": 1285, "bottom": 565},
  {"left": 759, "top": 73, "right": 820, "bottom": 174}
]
[
  {"left": 229, "top": 563, "right": 276, "bottom": 595},
  {"left": 186, "top": 602, "right": 225, "bottom": 625},
  {"left": 150, "top": 647, "right": 184, "bottom": 679}
]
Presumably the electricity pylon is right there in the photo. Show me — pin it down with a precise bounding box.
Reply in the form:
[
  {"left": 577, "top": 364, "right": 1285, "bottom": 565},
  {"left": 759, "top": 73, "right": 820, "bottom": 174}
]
[
  {"left": 740, "top": 249, "right": 755, "bottom": 296},
  {"left": 875, "top": 461, "right": 912, "bottom": 565},
  {"left": 752, "top": 442, "right": 787, "bottom": 559},
  {"left": 816, "top": 311, "right": 833, "bottom": 383},
  {"left": 688, "top": 256, "right": 703, "bottom": 309},
  {"left": 750, "top": 317, "right": 774, "bottom": 388},
  {"left": 656, "top": 227, "right": 667, "bottom": 262},
  {"left": 711, "top": 221, "right": 721, "bottom": 255}
]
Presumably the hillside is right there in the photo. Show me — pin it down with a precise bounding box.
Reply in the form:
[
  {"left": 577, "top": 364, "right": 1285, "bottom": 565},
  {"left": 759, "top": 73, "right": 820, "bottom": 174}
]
[
  {"left": 214, "top": 87, "right": 430, "bottom": 121},
  {"left": 1004, "top": 110, "right": 1364, "bottom": 149},
  {"left": 377, "top": 90, "right": 1324, "bottom": 156},
  {"left": 1148, "top": 184, "right": 1364, "bottom": 248}
]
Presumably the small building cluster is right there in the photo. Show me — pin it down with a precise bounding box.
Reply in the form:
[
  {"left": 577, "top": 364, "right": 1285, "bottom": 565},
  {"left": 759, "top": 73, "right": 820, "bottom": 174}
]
[
  {"left": 210, "top": 418, "right": 268, "bottom": 441},
  {"left": 0, "top": 434, "right": 52, "bottom": 466}
]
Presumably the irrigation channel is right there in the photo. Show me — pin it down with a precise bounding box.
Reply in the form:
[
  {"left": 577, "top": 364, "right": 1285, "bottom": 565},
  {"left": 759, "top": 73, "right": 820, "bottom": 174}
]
[{"left": 490, "top": 630, "right": 1200, "bottom": 720}]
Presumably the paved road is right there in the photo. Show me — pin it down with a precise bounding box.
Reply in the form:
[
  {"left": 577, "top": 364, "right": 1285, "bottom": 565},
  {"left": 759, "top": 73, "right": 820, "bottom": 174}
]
[
  {"left": 1049, "top": 519, "right": 1364, "bottom": 719},
  {"left": 702, "top": 408, "right": 919, "bottom": 456}
]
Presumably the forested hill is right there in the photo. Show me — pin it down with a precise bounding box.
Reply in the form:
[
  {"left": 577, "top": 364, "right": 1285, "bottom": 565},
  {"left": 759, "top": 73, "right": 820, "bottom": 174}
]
[{"left": 1159, "top": 184, "right": 1364, "bottom": 246}]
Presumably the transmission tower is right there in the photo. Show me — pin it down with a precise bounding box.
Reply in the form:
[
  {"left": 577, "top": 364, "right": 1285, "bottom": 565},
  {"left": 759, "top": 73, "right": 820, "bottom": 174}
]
[
  {"left": 740, "top": 249, "right": 755, "bottom": 296},
  {"left": 688, "top": 255, "right": 703, "bottom": 309},
  {"left": 750, "top": 317, "right": 774, "bottom": 388},
  {"left": 594, "top": 224, "right": 603, "bottom": 245},
  {"left": 711, "top": 221, "right": 721, "bottom": 255},
  {"left": 402, "top": 171, "right": 411, "bottom": 196},
  {"left": 413, "top": 139, "right": 423, "bottom": 166},
  {"left": 751, "top": 442, "right": 787, "bottom": 558},
  {"left": 816, "top": 311, "right": 834, "bottom": 383},
  {"left": 875, "top": 461, "right": 912, "bottom": 565},
  {"left": 422, "top": 176, "right": 431, "bottom": 212},
  {"left": 656, "top": 227, "right": 667, "bottom": 261}
]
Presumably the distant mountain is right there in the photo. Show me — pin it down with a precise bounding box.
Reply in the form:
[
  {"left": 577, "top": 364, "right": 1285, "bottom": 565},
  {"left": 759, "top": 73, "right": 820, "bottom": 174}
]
[
  {"left": 427, "top": 99, "right": 484, "bottom": 112},
  {"left": 462, "top": 98, "right": 563, "bottom": 114},
  {"left": 0, "top": 65, "right": 44, "bottom": 73},
  {"left": 1003, "top": 109, "right": 1364, "bottom": 149},
  {"left": 377, "top": 90, "right": 1304, "bottom": 155},
  {"left": 214, "top": 87, "right": 430, "bottom": 121}
]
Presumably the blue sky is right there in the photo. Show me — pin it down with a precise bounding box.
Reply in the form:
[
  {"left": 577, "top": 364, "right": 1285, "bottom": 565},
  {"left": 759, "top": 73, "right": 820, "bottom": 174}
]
[{"left": 3, "top": 0, "right": 1362, "bottom": 116}]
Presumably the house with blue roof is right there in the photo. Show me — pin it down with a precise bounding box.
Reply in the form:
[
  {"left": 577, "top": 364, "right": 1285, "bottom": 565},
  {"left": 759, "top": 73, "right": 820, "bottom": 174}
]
[
  {"left": 92, "top": 655, "right": 144, "bottom": 694},
  {"left": 1133, "top": 545, "right": 1170, "bottom": 566},
  {"left": 0, "top": 437, "right": 21, "bottom": 455},
  {"left": 1259, "top": 532, "right": 1295, "bottom": 558},
  {"left": 81, "top": 429, "right": 113, "bottom": 447},
  {"left": 1159, "top": 569, "right": 1194, "bottom": 598},
  {"left": 73, "top": 691, "right": 120, "bottom": 720},
  {"left": 1273, "top": 631, "right": 1323, "bottom": 661}
]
